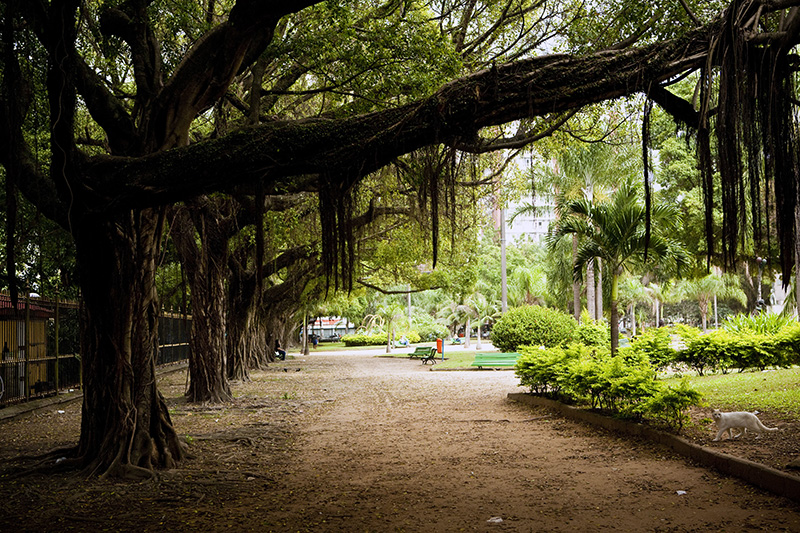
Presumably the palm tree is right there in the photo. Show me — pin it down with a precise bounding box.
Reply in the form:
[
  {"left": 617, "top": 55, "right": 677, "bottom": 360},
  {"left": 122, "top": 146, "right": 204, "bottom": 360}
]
[
  {"left": 676, "top": 273, "right": 746, "bottom": 332},
  {"left": 438, "top": 300, "right": 474, "bottom": 347},
  {"left": 508, "top": 263, "right": 547, "bottom": 307},
  {"left": 617, "top": 276, "right": 650, "bottom": 337},
  {"left": 376, "top": 302, "right": 406, "bottom": 353},
  {"left": 552, "top": 184, "right": 688, "bottom": 353},
  {"left": 467, "top": 293, "right": 499, "bottom": 350},
  {"left": 645, "top": 282, "right": 668, "bottom": 327},
  {"left": 516, "top": 143, "right": 635, "bottom": 319}
]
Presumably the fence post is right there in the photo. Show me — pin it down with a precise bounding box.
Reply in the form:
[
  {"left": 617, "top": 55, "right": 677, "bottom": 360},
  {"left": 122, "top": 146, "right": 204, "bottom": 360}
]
[
  {"left": 55, "top": 291, "right": 60, "bottom": 391},
  {"left": 24, "top": 289, "right": 30, "bottom": 399}
]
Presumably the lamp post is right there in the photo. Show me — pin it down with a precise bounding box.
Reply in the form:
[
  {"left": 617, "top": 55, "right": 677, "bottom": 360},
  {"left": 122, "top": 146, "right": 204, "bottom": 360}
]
[{"left": 756, "top": 256, "right": 767, "bottom": 312}]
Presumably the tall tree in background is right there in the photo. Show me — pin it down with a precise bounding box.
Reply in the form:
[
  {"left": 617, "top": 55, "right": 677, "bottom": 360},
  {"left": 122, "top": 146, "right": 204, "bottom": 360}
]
[
  {"left": 676, "top": 273, "right": 747, "bottom": 332},
  {"left": 552, "top": 184, "right": 688, "bottom": 352},
  {"left": 520, "top": 141, "right": 640, "bottom": 318}
]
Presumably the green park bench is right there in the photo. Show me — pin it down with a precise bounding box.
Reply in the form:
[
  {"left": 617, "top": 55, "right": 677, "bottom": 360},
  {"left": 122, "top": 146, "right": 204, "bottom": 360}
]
[
  {"left": 409, "top": 346, "right": 437, "bottom": 364},
  {"left": 470, "top": 352, "right": 521, "bottom": 369}
]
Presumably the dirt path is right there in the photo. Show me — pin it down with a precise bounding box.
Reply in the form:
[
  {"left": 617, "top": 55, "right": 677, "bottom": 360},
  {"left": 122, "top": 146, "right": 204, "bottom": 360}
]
[
  {"left": 2, "top": 352, "right": 800, "bottom": 532},
  {"left": 263, "top": 354, "right": 800, "bottom": 532}
]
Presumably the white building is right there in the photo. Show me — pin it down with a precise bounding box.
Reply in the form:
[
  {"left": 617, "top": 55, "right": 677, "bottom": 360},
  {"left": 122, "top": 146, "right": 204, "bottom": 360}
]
[{"left": 503, "top": 196, "right": 555, "bottom": 244}]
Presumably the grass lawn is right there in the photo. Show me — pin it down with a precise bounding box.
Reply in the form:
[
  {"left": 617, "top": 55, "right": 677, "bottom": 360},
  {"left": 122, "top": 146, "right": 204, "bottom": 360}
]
[
  {"left": 429, "top": 350, "right": 480, "bottom": 369},
  {"left": 663, "top": 366, "right": 800, "bottom": 418},
  {"left": 351, "top": 343, "right": 501, "bottom": 370}
]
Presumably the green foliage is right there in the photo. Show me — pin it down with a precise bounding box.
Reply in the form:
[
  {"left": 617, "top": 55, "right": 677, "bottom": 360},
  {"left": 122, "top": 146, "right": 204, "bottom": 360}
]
[
  {"left": 515, "top": 342, "right": 702, "bottom": 429},
  {"left": 515, "top": 344, "right": 584, "bottom": 396},
  {"left": 492, "top": 305, "right": 577, "bottom": 352},
  {"left": 413, "top": 320, "right": 450, "bottom": 342},
  {"left": 628, "top": 327, "right": 676, "bottom": 371},
  {"left": 342, "top": 333, "right": 386, "bottom": 346},
  {"left": 601, "top": 352, "right": 659, "bottom": 416},
  {"left": 676, "top": 274, "right": 746, "bottom": 330},
  {"left": 575, "top": 319, "right": 610, "bottom": 347},
  {"left": 674, "top": 320, "right": 800, "bottom": 374},
  {"left": 722, "top": 313, "right": 797, "bottom": 335},
  {"left": 640, "top": 379, "right": 704, "bottom": 430},
  {"left": 671, "top": 323, "right": 703, "bottom": 346},
  {"left": 341, "top": 330, "right": 421, "bottom": 346}
]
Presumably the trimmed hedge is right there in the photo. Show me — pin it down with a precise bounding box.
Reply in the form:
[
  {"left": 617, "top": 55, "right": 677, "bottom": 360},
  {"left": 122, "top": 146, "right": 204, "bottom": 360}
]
[
  {"left": 341, "top": 331, "right": 422, "bottom": 346},
  {"left": 492, "top": 305, "right": 577, "bottom": 352},
  {"left": 673, "top": 320, "right": 800, "bottom": 375}
]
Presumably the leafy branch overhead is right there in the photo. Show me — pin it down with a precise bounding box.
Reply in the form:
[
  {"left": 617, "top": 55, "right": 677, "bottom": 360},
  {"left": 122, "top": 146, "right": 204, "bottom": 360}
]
[{"left": 4, "top": 0, "right": 800, "bottom": 479}]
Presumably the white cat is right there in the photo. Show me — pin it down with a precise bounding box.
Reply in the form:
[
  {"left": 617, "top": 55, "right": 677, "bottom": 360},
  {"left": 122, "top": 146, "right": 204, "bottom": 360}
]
[{"left": 711, "top": 409, "right": 778, "bottom": 441}]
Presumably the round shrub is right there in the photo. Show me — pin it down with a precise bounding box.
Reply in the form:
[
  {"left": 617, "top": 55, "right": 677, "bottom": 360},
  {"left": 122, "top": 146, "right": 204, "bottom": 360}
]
[
  {"left": 415, "top": 323, "right": 450, "bottom": 342},
  {"left": 492, "top": 305, "right": 577, "bottom": 352}
]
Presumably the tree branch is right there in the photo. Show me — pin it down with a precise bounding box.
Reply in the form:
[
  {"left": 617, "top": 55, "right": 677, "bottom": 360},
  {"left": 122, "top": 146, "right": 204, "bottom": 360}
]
[
  {"left": 677, "top": 0, "right": 702, "bottom": 26},
  {"left": 143, "top": 0, "right": 320, "bottom": 150},
  {"left": 82, "top": 22, "right": 717, "bottom": 210},
  {"left": 356, "top": 280, "right": 443, "bottom": 294},
  {"left": 452, "top": 110, "right": 578, "bottom": 153}
]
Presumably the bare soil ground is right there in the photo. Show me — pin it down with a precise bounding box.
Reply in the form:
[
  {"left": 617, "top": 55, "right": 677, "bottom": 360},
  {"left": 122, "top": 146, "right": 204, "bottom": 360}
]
[{"left": 1, "top": 352, "right": 800, "bottom": 532}]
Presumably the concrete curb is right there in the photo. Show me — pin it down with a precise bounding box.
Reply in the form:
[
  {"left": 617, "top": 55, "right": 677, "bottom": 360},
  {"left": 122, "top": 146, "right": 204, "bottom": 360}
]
[
  {"left": 508, "top": 392, "right": 800, "bottom": 503},
  {"left": 0, "top": 361, "right": 188, "bottom": 422},
  {"left": 0, "top": 390, "right": 83, "bottom": 421}
]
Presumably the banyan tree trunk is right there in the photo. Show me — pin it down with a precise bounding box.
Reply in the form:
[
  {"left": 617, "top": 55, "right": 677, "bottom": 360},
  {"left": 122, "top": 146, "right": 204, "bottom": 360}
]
[
  {"left": 75, "top": 210, "right": 185, "bottom": 479},
  {"left": 226, "top": 267, "right": 257, "bottom": 381},
  {"left": 170, "top": 205, "right": 232, "bottom": 402}
]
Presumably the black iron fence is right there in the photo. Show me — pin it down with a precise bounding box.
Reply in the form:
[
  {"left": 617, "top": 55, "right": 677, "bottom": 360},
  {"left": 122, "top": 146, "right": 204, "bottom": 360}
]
[
  {"left": 0, "top": 293, "right": 190, "bottom": 408},
  {"left": 158, "top": 311, "right": 192, "bottom": 366}
]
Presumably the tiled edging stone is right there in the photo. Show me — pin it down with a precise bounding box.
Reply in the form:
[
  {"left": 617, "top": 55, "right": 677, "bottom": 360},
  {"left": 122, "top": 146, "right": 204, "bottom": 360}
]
[{"left": 508, "top": 392, "right": 800, "bottom": 503}]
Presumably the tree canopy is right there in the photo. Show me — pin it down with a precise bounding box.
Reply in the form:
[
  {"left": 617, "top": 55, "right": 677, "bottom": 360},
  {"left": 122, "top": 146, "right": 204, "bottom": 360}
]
[{"left": 4, "top": 0, "right": 800, "bottom": 478}]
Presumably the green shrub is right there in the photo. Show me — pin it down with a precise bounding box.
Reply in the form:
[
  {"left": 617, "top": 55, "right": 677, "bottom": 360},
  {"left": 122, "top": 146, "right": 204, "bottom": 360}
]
[
  {"left": 675, "top": 331, "right": 726, "bottom": 375},
  {"left": 342, "top": 330, "right": 421, "bottom": 346},
  {"left": 722, "top": 313, "right": 797, "bottom": 335},
  {"left": 399, "top": 331, "right": 422, "bottom": 344},
  {"left": 562, "top": 345, "right": 611, "bottom": 407},
  {"left": 414, "top": 323, "right": 450, "bottom": 342},
  {"left": 640, "top": 379, "right": 704, "bottom": 430},
  {"left": 515, "top": 345, "right": 580, "bottom": 397},
  {"left": 599, "top": 353, "right": 658, "bottom": 417},
  {"left": 515, "top": 341, "right": 703, "bottom": 429},
  {"left": 676, "top": 327, "right": 794, "bottom": 374},
  {"left": 671, "top": 323, "right": 702, "bottom": 347},
  {"left": 575, "top": 320, "right": 610, "bottom": 347},
  {"left": 773, "top": 322, "right": 800, "bottom": 367},
  {"left": 492, "top": 305, "right": 577, "bottom": 352},
  {"left": 628, "top": 327, "right": 676, "bottom": 371},
  {"left": 341, "top": 333, "right": 387, "bottom": 346}
]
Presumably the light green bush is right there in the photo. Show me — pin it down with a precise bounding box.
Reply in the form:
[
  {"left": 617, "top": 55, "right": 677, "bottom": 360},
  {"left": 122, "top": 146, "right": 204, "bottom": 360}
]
[
  {"left": 575, "top": 320, "right": 610, "bottom": 347},
  {"left": 639, "top": 379, "right": 704, "bottom": 430},
  {"left": 515, "top": 342, "right": 702, "bottom": 429},
  {"left": 628, "top": 327, "right": 676, "bottom": 371},
  {"left": 492, "top": 305, "right": 577, "bottom": 352},
  {"left": 341, "top": 330, "right": 421, "bottom": 346}
]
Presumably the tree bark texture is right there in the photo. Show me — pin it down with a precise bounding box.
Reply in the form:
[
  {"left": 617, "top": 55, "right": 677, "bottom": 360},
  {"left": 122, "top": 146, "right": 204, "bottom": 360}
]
[
  {"left": 596, "top": 258, "right": 603, "bottom": 321},
  {"left": 76, "top": 209, "right": 185, "bottom": 478},
  {"left": 586, "top": 259, "right": 596, "bottom": 321},
  {"left": 170, "top": 205, "right": 232, "bottom": 403},
  {"left": 572, "top": 235, "right": 581, "bottom": 320}
]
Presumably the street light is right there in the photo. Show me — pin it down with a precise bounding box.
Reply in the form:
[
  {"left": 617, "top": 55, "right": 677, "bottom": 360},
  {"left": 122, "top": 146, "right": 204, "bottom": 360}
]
[{"left": 756, "top": 256, "right": 767, "bottom": 312}]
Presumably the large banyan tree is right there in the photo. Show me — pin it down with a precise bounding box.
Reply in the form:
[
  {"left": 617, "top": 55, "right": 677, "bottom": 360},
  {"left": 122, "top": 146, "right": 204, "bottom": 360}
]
[{"left": 2, "top": 0, "right": 800, "bottom": 477}]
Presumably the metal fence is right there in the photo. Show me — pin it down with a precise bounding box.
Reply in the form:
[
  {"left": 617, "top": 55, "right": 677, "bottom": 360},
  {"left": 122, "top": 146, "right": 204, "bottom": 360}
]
[
  {"left": 0, "top": 293, "right": 190, "bottom": 407},
  {"left": 158, "top": 311, "right": 192, "bottom": 366}
]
